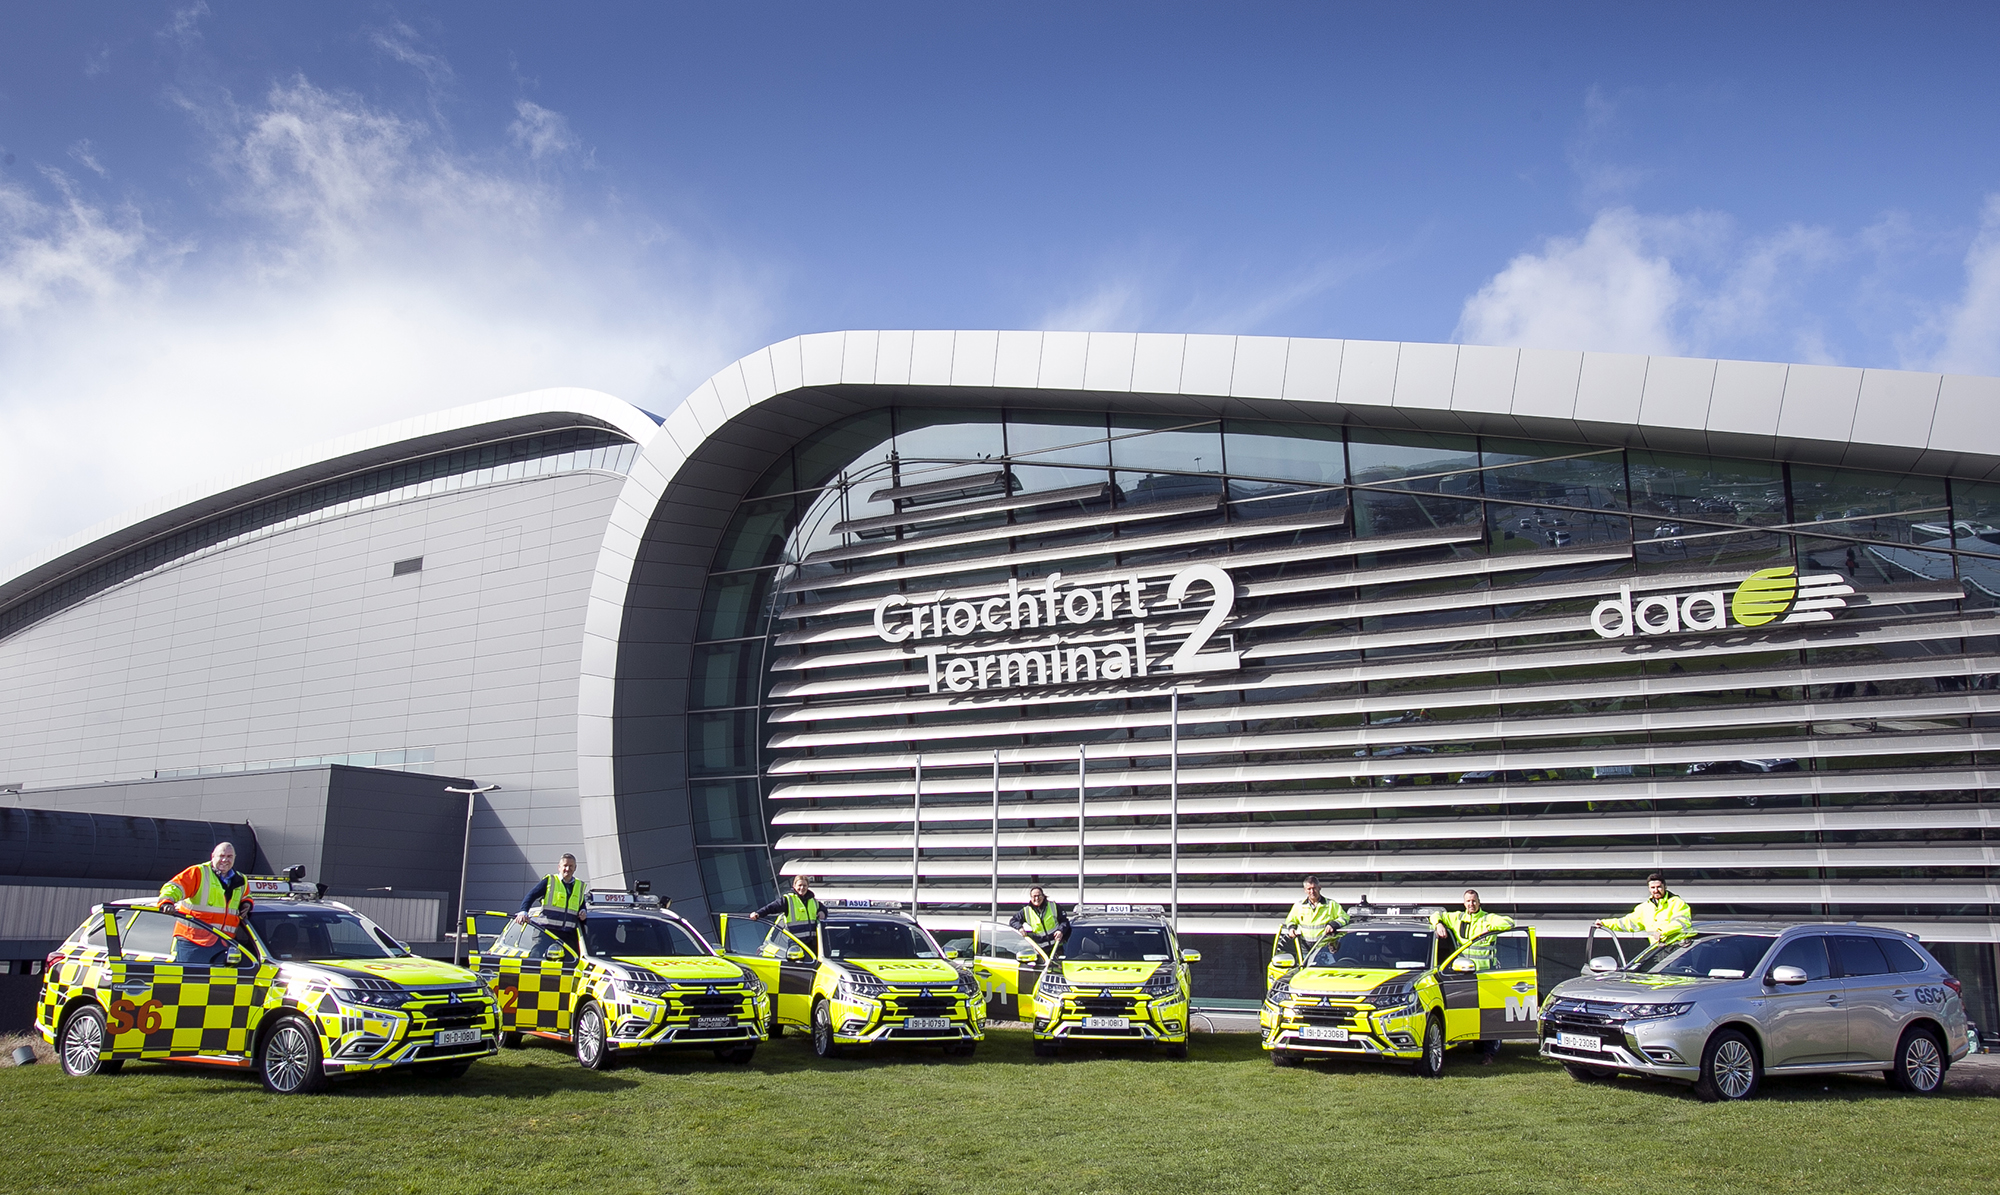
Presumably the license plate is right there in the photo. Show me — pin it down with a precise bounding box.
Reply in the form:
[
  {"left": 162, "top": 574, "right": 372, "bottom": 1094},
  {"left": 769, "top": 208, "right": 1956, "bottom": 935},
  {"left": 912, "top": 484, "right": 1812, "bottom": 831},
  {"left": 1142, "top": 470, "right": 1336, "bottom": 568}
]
[
  {"left": 434, "top": 1028, "right": 481, "bottom": 1047},
  {"left": 1082, "top": 1017, "right": 1130, "bottom": 1030},
  {"left": 905, "top": 1017, "right": 951, "bottom": 1030},
  {"left": 1558, "top": 1031, "right": 1602, "bottom": 1052},
  {"left": 695, "top": 1016, "right": 733, "bottom": 1029},
  {"left": 1301, "top": 1026, "right": 1349, "bottom": 1041}
]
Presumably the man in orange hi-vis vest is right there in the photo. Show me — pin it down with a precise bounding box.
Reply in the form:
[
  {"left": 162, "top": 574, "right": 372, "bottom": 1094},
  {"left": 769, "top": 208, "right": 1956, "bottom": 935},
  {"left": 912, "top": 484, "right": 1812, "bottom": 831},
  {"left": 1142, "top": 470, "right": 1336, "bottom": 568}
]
[{"left": 157, "top": 841, "right": 253, "bottom": 964}]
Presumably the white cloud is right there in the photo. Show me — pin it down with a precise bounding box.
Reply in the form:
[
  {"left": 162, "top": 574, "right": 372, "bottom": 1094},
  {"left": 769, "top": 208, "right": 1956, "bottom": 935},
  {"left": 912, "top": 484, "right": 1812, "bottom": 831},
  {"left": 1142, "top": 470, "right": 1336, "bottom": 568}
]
[
  {"left": 1931, "top": 194, "right": 2000, "bottom": 376},
  {"left": 509, "top": 101, "right": 579, "bottom": 161},
  {"left": 1455, "top": 208, "right": 1689, "bottom": 355},
  {"left": 1455, "top": 208, "right": 1843, "bottom": 360},
  {"left": 0, "top": 75, "right": 766, "bottom": 572}
]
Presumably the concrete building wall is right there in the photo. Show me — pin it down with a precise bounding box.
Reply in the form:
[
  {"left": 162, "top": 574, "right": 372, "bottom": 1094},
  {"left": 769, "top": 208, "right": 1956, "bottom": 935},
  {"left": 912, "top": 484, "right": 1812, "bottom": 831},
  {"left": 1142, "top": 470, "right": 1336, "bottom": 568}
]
[{"left": 0, "top": 469, "right": 625, "bottom": 909}]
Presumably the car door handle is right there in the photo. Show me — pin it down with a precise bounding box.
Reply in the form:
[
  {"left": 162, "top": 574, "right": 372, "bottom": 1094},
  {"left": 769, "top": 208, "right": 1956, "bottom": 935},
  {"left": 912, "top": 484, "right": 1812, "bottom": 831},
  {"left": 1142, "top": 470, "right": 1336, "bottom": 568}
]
[
  {"left": 1892, "top": 990, "right": 1909, "bottom": 1000},
  {"left": 112, "top": 982, "right": 151, "bottom": 994},
  {"left": 1512, "top": 982, "right": 1534, "bottom": 992}
]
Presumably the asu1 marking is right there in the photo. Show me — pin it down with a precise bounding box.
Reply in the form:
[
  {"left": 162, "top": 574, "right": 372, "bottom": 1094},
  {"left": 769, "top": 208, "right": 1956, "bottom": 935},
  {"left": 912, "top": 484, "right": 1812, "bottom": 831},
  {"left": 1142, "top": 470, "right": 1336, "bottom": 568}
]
[{"left": 1591, "top": 567, "right": 1853, "bottom": 640}]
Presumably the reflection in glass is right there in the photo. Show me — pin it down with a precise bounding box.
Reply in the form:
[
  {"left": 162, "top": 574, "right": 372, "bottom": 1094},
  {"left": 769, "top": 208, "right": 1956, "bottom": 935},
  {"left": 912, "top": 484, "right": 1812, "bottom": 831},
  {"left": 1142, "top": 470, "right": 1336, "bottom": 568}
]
[
  {"left": 1224, "top": 419, "right": 1345, "bottom": 485},
  {"left": 1108, "top": 415, "right": 1222, "bottom": 475}
]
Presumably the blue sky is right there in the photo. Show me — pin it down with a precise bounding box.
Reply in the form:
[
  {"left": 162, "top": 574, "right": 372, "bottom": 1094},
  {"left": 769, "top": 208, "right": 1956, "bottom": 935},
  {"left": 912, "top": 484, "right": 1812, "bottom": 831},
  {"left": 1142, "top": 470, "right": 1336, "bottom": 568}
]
[{"left": 3, "top": 2, "right": 1998, "bottom": 565}]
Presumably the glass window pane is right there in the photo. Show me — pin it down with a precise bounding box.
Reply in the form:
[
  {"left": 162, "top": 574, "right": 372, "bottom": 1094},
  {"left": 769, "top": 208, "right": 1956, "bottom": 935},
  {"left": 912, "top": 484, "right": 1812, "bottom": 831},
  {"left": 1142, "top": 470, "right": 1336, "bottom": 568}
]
[
  {"left": 794, "top": 410, "right": 895, "bottom": 491},
  {"left": 696, "top": 571, "right": 774, "bottom": 641},
  {"left": 689, "top": 710, "right": 759, "bottom": 777},
  {"left": 699, "top": 847, "right": 776, "bottom": 914},
  {"left": 1223, "top": 419, "right": 1346, "bottom": 485},
  {"left": 1005, "top": 410, "right": 1109, "bottom": 467},
  {"left": 1109, "top": 415, "right": 1222, "bottom": 474},
  {"left": 896, "top": 407, "right": 1005, "bottom": 466},
  {"left": 692, "top": 779, "right": 766, "bottom": 845},
  {"left": 713, "top": 496, "right": 798, "bottom": 571},
  {"left": 691, "top": 642, "right": 762, "bottom": 709}
]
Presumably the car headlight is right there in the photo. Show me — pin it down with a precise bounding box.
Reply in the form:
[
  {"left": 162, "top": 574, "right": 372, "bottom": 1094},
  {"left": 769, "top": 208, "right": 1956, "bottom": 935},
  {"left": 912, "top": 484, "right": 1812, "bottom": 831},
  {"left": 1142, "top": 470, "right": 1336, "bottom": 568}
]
[
  {"left": 1368, "top": 983, "right": 1419, "bottom": 1017},
  {"left": 1140, "top": 967, "right": 1180, "bottom": 997},
  {"left": 1267, "top": 977, "right": 1292, "bottom": 1004},
  {"left": 838, "top": 973, "right": 887, "bottom": 1000},
  {"left": 740, "top": 972, "right": 767, "bottom": 997},
  {"left": 1038, "top": 971, "right": 1073, "bottom": 998},
  {"left": 332, "top": 987, "right": 411, "bottom": 1008},
  {"left": 956, "top": 974, "right": 980, "bottom": 997},
  {"left": 1619, "top": 1002, "right": 1693, "bottom": 1021},
  {"left": 615, "top": 976, "right": 672, "bottom": 998}
]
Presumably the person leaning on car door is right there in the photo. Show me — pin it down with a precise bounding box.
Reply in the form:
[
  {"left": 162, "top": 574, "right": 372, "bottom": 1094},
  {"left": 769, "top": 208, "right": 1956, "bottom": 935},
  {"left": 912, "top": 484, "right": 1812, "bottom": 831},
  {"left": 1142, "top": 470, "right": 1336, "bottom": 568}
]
[
  {"left": 1597, "top": 873, "right": 1694, "bottom": 945},
  {"left": 157, "top": 841, "right": 252, "bottom": 965}
]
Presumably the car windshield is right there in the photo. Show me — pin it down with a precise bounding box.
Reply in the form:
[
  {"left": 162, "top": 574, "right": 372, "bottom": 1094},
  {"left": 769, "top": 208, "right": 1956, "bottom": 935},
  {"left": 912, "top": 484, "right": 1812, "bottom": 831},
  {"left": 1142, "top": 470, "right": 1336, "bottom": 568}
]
[
  {"left": 249, "top": 907, "right": 398, "bottom": 961},
  {"left": 1628, "top": 933, "right": 1775, "bottom": 978},
  {"left": 1305, "top": 928, "right": 1433, "bottom": 970},
  {"left": 1060, "top": 924, "right": 1176, "bottom": 962},
  {"left": 822, "top": 919, "right": 940, "bottom": 960},
  {"left": 583, "top": 914, "right": 710, "bottom": 958}
]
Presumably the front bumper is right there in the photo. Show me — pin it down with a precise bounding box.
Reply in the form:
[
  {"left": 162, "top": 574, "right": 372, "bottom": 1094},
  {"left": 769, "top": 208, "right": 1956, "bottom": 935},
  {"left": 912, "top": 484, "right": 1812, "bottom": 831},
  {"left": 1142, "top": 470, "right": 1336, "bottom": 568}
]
[
  {"left": 830, "top": 988, "right": 986, "bottom": 1045},
  {"left": 605, "top": 987, "right": 770, "bottom": 1051},
  {"left": 1259, "top": 997, "right": 1424, "bottom": 1060},
  {"left": 320, "top": 993, "right": 502, "bottom": 1074},
  {"left": 1033, "top": 991, "right": 1189, "bottom": 1044},
  {"left": 1537, "top": 1010, "right": 1703, "bottom": 1080}
]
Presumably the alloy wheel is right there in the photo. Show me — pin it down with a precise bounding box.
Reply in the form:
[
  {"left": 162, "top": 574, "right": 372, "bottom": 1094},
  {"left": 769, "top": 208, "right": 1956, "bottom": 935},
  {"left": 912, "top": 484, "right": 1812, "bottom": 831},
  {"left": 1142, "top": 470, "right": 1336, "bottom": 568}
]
[
  {"left": 265, "top": 1023, "right": 313, "bottom": 1093},
  {"left": 1903, "top": 1035, "right": 1943, "bottom": 1092},
  {"left": 1713, "top": 1038, "right": 1756, "bottom": 1099},
  {"left": 62, "top": 1010, "right": 103, "bottom": 1076},
  {"left": 576, "top": 1006, "right": 604, "bottom": 1067}
]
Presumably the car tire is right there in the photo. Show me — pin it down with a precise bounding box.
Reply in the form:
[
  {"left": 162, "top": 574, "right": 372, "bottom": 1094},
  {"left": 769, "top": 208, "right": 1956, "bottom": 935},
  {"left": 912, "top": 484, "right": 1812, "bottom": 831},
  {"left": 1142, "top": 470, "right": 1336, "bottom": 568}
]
[
  {"left": 1564, "top": 1062, "right": 1614, "bottom": 1083},
  {"left": 714, "top": 1044, "right": 757, "bottom": 1064},
  {"left": 59, "top": 1004, "right": 113, "bottom": 1077},
  {"left": 767, "top": 1007, "right": 784, "bottom": 1040},
  {"left": 1886, "top": 1026, "right": 1946, "bottom": 1095},
  {"left": 1164, "top": 1039, "right": 1189, "bottom": 1060},
  {"left": 1032, "top": 1041, "right": 1058, "bottom": 1058},
  {"left": 1412, "top": 1015, "right": 1446, "bottom": 1078},
  {"left": 499, "top": 1031, "right": 523, "bottom": 1050},
  {"left": 811, "top": 999, "right": 842, "bottom": 1059},
  {"left": 258, "top": 1015, "right": 329, "bottom": 1095},
  {"left": 1271, "top": 1048, "right": 1301, "bottom": 1068},
  {"left": 1694, "top": 1028, "right": 1760, "bottom": 1102},
  {"left": 574, "top": 1002, "right": 613, "bottom": 1071}
]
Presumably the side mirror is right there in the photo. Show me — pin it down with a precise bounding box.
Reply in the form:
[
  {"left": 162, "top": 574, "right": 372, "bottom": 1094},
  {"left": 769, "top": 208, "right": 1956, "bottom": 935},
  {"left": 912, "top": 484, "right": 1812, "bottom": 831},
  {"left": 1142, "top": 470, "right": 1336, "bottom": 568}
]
[
  {"left": 1015, "top": 950, "right": 1040, "bottom": 964},
  {"left": 224, "top": 948, "right": 243, "bottom": 966},
  {"left": 944, "top": 949, "right": 961, "bottom": 960},
  {"left": 1272, "top": 957, "right": 1296, "bottom": 970},
  {"left": 1181, "top": 950, "right": 1203, "bottom": 963},
  {"left": 786, "top": 947, "right": 808, "bottom": 962},
  {"left": 1586, "top": 956, "right": 1620, "bottom": 974},
  {"left": 1767, "top": 965, "right": 1809, "bottom": 987}
]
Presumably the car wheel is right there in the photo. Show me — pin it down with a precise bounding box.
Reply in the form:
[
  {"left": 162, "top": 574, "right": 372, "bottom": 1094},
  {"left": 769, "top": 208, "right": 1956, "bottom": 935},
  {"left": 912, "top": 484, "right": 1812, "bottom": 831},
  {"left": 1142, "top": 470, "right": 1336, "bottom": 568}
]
[
  {"left": 1271, "top": 1048, "right": 1301, "bottom": 1068},
  {"left": 499, "top": 1031, "right": 523, "bottom": 1050},
  {"left": 1887, "top": 1026, "right": 1946, "bottom": 1095},
  {"left": 59, "top": 1004, "right": 113, "bottom": 1077},
  {"left": 1564, "top": 1062, "right": 1614, "bottom": 1083},
  {"left": 258, "top": 1015, "right": 329, "bottom": 1095},
  {"left": 1412, "top": 1015, "right": 1446, "bottom": 1078},
  {"left": 767, "top": 1007, "right": 783, "bottom": 1040},
  {"left": 811, "top": 999, "right": 842, "bottom": 1059},
  {"left": 1694, "top": 1029, "right": 1760, "bottom": 1102},
  {"left": 1033, "top": 1041, "right": 1058, "bottom": 1058},
  {"left": 574, "top": 1002, "right": 615, "bottom": 1070},
  {"left": 1164, "top": 1039, "right": 1189, "bottom": 1060},
  {"left": 713, "top": 1044, "right": 757, "bottom": 1064}
]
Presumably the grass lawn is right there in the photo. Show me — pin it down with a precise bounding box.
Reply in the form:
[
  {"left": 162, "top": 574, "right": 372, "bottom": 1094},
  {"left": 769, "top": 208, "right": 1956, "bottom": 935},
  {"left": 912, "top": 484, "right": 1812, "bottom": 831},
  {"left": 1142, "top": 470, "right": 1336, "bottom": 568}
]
[{"left": 1, "top": 1029, "right": 1993, "bottom": 1195}]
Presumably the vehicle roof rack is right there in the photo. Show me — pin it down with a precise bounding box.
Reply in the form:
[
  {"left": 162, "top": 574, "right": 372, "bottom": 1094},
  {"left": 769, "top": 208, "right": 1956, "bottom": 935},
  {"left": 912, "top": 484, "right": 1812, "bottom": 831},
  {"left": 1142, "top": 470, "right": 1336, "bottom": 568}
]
[
  {"left": 587, "top": 888, "right": 666, "bottom": 909},
  {"left": 1074, "top": 903, "right": 1168, "bottom": 918},
  {"left": 824, "top": 897, "right": 907, "bottom": 912},
  {"left": 1348, "top": 903, "right": 1442, "bottom": 920}
]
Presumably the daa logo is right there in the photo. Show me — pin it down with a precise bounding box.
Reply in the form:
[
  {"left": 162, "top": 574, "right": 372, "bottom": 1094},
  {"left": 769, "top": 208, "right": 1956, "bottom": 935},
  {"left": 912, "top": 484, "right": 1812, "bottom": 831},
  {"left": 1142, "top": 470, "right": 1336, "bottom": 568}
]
[{"left": 1591, "top": 566, "right": 1852, "bottom": 639}]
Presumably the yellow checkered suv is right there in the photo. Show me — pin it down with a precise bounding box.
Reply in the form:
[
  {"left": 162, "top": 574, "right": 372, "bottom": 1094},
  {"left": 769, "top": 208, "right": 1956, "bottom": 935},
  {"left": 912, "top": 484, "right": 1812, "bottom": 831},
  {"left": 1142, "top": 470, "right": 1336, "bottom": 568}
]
[{"left": 38, "top": 876, "right": 497, "bottom": 1093}]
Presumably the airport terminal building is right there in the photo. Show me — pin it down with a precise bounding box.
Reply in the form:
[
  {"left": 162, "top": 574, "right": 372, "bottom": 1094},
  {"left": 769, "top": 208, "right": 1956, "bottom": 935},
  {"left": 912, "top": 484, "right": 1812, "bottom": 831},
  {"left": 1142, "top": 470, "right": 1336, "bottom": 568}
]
[{"left": 3, "top": 332, "right": 1997, "bottom": 1016}]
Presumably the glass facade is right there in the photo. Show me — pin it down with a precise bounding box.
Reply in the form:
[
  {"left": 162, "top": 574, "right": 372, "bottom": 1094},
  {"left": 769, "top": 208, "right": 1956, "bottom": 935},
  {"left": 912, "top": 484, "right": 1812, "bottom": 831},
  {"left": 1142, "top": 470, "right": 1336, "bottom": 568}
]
[{"left": 683, "top": 406, "right": 2000, "bottom": 951}]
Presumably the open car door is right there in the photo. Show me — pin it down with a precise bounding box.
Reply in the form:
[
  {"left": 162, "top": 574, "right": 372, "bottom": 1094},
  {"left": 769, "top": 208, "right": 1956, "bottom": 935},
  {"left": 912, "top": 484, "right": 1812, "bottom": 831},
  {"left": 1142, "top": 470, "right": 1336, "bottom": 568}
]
[
  {"left": 1439, "top": 926, "right": 1539, "bottom": 1042},
  {"left": 971, "top": 921, "right": 1043, "bottom": 1020},
  {"left": 718, "top": 915, "right": 817, "bottom": 1029}
]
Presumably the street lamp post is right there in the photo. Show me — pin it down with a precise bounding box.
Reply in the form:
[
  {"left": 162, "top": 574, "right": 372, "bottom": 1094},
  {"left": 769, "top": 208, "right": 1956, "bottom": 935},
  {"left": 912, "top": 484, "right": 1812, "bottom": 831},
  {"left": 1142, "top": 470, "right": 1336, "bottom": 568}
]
[{"left": 443, "top": 783, "right": 500, "bottom": 966}]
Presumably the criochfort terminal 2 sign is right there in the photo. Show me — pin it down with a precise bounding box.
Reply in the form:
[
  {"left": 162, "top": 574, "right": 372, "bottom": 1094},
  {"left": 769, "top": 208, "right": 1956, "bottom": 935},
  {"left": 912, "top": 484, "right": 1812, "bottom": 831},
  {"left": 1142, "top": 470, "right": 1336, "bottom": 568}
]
[
  {"left": 872, "top": 563, "right": 1240, "bottom": 694},
  {"left": 1591, "top": 566, "right": 1853, "bottom": 639}
]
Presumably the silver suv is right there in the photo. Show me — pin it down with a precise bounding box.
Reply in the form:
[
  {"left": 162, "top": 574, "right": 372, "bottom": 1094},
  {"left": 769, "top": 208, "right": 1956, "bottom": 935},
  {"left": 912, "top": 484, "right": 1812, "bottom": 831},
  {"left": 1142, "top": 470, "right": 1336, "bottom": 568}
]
[{"left": 1539, "top": 922, "right": 1971, "bottom": 1101}]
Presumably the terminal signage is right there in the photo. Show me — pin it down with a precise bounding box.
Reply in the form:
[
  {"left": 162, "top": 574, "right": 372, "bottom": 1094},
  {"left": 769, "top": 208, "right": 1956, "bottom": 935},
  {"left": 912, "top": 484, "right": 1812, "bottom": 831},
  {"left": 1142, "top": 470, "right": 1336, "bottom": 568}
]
[
  {"left": 872, "top": 563, "right": 1240, "bottom": 694},
  {"left": 1590, "top": 566, "right": 1852, "bottom": 639}
]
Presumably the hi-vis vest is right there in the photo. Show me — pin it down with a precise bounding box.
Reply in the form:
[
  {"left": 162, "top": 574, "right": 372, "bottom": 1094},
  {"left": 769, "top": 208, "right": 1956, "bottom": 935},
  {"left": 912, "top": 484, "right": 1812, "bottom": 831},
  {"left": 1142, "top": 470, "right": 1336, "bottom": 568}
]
[
  {"left": 159, "top": 863, "right": 246, "bottom": 945},
  {"left": 1021, "top": 902, "right": 1060, "bottom": 936},
  {"left": 542, "top": 875, "right": 585, "bottom": 927},
  {"left": 784, "top": 892, "right": 822, "bottom": 923},
  {"left": 1433, "top": 909, "right": 1514, "bottom": 970},
  {"left": 1285, "top": 897, "right": 1346, "bottom": 933},
  {"left": 1604, "top": 893, "right": 1695, "bottom": 944}
]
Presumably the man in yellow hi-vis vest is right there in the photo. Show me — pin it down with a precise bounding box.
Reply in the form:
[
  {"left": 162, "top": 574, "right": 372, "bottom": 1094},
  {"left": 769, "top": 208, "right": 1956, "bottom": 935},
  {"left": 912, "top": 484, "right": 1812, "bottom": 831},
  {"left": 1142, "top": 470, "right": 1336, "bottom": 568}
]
[
  {"left": 1431, "top": 889, "right": 1515, "bottom": 1063},
  {"left": 1598, "top": 873, "right": 1694, "bottom": 945},
  {"left": 517, "top": 853, "right": 587, "bottom": 939},
  {"left": 1008, "top": 886, "right": 1071, "bottom": 950},
  {"left": 750, "top": 873, "right": 823, "bottom": 933}
]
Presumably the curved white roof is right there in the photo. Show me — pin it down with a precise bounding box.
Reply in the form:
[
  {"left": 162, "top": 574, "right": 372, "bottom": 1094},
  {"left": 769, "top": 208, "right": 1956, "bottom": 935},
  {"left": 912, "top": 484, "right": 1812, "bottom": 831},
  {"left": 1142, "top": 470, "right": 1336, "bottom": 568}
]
[{"left": 0, "top": 386, "right": 659, "bottom": 607}]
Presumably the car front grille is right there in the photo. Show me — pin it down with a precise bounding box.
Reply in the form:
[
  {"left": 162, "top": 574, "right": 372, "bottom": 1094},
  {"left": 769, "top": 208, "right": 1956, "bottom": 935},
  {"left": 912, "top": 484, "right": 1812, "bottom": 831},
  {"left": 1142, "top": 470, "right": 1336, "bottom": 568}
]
[
  {"left": 892, "top": 995, "right": 956, "bottom": 1018},
  {"left": 1075, "top": 996, "right": 1138, "bottom": 1018},
  {"left": 672, "top": 994, "right": 745, "bottom": 1018}
]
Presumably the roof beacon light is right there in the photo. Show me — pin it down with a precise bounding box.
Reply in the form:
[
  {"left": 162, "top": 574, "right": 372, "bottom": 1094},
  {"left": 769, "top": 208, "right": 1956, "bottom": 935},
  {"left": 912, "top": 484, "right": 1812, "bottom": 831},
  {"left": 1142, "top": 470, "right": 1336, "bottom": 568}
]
[{"left": 1076, "top": 904, "right": 1168, "bottom": 917}]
